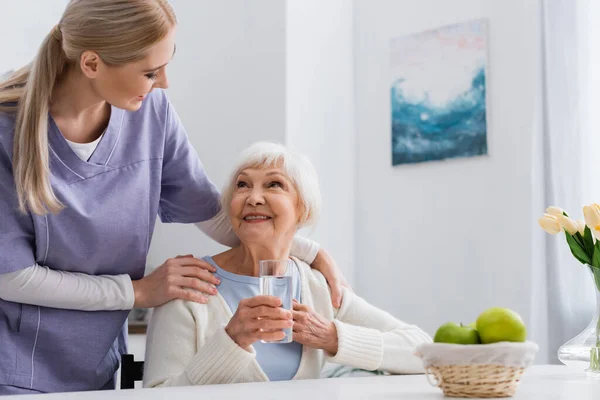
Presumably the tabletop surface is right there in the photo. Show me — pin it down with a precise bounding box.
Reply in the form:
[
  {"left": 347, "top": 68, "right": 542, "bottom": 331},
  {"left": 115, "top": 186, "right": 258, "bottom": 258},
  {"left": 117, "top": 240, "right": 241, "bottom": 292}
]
[{"left": 6, "top": 365, "right": 600, "bottom": 400}]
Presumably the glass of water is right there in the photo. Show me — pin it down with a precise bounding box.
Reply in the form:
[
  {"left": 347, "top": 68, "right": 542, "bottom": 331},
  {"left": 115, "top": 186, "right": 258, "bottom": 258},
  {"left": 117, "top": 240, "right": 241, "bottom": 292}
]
[{"left": 259, "top": 259, "right": 294, "bottom": 343}]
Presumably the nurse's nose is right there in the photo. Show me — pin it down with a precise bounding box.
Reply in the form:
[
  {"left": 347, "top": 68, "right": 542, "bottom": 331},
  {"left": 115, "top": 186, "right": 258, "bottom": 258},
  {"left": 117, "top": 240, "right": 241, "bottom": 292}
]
[{"left": 154, "top": 69, "right": 169, "bottom": 89}]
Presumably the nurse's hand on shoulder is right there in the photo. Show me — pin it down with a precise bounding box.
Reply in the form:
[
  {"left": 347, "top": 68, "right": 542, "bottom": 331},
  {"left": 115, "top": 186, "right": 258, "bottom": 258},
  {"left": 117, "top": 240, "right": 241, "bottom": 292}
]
[
  {"left": 311, "top": 248, "right": 353, "bottom": 309},
  {"left": 224, "top": 295, "right": 293, "bottom": 349},
  {"left": 131, "top": 255, "right": 221, "bottom": 308}
]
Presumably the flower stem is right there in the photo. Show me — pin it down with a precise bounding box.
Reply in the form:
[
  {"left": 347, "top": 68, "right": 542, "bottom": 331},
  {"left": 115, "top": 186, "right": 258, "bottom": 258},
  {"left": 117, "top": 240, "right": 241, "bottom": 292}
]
[
  {"left": 591, "top": 267, "right": 600, "bottom": 374},
  {"left": 591, "top": 348, "right": 600, "bottom": 373}
]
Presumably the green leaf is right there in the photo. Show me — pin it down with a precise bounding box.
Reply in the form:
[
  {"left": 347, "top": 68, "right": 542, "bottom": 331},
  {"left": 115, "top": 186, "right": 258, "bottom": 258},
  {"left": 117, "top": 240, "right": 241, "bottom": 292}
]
[
  {"left": 593, "top": 247, "right": 600, "bottom": 269},
  {"left": 566, "top": 232, "right": 592, "bottom": 265},
  {"left": 574, "top": 231, "right": 587, "bottom": 251},
  {"left": 584, "top": 226, "right": 595, "bottom": 255},
  {"left": 590, "top": 265, "right": 600, "bottom": 293},
  {"left": 593, "top": 241, "right": 600, "bottom": 269}
]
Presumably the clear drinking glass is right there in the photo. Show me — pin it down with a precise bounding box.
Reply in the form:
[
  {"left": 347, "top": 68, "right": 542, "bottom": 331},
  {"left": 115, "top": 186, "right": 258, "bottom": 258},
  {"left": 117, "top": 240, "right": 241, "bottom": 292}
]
[{"left": 259, "top": 259, "right": 294, "bottom": 343}]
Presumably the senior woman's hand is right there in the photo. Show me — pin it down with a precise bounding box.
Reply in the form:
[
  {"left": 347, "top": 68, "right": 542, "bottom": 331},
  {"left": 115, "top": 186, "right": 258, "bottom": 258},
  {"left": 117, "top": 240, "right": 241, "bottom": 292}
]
[
  {"left": 292, "top": 300, "right": 339, "bottom": 354},
  {"left": 225, "top": 295, "right": 294, "bottom": 349},
  {"left": 131, "top": 255, "right": 221, "bottom": 308},
  {"left": 311, "top": 248, "right": 352, "bottom": 308}
]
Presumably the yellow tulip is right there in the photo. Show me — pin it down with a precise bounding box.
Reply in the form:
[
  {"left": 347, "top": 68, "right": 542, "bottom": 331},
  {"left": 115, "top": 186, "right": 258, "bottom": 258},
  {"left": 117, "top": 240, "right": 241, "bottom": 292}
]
[
  {"left": 538, "top": 214, "right": 561, "bottom": 235},
  {"left": 583, "top": 204, "right": 600, "bottom": 240},
  {"left": 546, "top": 206, "right": 565, "bottom": 217},
  {"left": 557, "top": 215, "right": 579, "bottom": 235}
]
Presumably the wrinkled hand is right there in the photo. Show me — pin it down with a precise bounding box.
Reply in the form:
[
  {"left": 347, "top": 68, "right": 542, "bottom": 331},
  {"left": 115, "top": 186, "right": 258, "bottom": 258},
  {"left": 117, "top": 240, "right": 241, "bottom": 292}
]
[
  {"left": 132, "top": 255, "right": 220, "bottom": 308},
  {"left": 292, "top": 300, "right": 338, "bottom": 354},
  {"left": 310, "top": 249, "right": 352, "bottom": 308},
  {"left": 225, "top": 296, "right": 293, "bottom": 349}
]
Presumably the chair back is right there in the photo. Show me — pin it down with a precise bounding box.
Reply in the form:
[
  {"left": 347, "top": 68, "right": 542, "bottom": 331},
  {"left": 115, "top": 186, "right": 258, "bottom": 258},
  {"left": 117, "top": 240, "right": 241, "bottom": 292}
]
[{"left": 120, "top": 354, "right": 144, "bottom": 389}]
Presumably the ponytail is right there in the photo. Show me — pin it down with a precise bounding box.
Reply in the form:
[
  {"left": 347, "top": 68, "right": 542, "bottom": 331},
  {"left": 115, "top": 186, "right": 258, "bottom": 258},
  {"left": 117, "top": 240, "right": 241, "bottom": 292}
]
[
  {"left": 0, "top": 0, "right": 177, "bottom": 215},
  {"left": 0, "top": 25, "right": 66, "bottom": 214}
]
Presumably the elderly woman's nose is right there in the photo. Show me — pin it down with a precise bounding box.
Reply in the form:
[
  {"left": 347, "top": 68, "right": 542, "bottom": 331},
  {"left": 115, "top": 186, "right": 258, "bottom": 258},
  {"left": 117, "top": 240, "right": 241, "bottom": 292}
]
[{"left": 246, "top": 188, "right": 265, "bottom": 206}]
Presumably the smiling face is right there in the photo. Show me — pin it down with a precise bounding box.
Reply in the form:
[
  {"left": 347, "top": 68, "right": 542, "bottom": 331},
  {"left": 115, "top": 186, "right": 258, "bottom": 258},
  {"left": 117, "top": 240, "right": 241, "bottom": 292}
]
[
  {"left": 82, "top": 28, "right": 176, "bottom": 111},
  {"left": 229, "top": 166, "right": 303, "bottom": 247}
]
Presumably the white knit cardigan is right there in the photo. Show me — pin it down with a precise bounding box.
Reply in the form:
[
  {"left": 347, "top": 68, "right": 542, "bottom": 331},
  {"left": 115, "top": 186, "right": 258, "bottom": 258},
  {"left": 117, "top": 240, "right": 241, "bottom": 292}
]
[{"left": 143, "top": 257, "right": 432, "bottom": 387}]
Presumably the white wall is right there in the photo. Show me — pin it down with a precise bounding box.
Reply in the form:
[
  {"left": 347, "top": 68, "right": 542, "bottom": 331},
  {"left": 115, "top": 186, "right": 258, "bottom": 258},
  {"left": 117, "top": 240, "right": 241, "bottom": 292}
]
[
  {"left": 0, "top": 0, "right": 287, "bottom": 269},
  {"left": 147, "top": 0, "right": 287, "bottom": 267},
  {"left": 286, "top": 0, "right": 355, "bottom": 283},
  {"left": 152, "top": 0, "right": 357, "bottom": 281},
  {"left": 0, "top": 0, "right": 69, "bottom": 74},
  {"left": 353, "top": 0, "right": 541, "bottom": 344},
  {"left": 2, "top": 0, "right": 549, "bottom": 363}
]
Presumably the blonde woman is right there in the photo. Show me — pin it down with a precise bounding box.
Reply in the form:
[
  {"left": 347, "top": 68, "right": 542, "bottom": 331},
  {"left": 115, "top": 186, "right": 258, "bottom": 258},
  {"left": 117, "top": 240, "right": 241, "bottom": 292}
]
[
  {"left": 0, "top": 1, "right": 347, "bottom": 395},
  {"left": 143, "top": 143, "right": 432, "bottom": 387}
]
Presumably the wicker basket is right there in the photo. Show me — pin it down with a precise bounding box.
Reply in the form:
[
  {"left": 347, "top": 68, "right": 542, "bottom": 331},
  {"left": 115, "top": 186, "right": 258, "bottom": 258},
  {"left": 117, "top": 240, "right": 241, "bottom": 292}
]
[{"left": 416, "top": 341, "right": 539, "bottom": 398}]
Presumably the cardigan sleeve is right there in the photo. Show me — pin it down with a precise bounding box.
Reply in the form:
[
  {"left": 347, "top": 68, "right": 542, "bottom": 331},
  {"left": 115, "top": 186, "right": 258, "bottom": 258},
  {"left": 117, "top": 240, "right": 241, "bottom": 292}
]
[
  {"left": 326, "top": 288, "right": 432, "bottom": 374},
  {"left": 143, "top": 299, "right": 259, "bottom": 387}
]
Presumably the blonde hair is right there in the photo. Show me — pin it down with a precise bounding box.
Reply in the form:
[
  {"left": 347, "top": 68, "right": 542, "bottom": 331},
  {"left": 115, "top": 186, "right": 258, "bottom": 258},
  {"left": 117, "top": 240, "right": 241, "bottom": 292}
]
[
  {"left": 221, "top": 142, "right": 322, "bottom": 228},
  {"left": 0, "top": 0, "right": 176, "bottom": 215}
]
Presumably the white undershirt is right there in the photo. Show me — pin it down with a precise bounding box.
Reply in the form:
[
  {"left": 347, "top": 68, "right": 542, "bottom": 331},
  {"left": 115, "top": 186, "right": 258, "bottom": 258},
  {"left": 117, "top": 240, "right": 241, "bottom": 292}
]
[
  {"left": 0, "top": 140, "right": 320, "bottom": 311},
  {"left": 65, "top": 134, "right": 104, "bottom": 161}
]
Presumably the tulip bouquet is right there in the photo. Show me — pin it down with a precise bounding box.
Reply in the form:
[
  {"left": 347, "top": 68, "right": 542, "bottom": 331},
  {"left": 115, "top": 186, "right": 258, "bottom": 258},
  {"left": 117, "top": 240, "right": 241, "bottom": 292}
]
[
  {"left": 538, "top": 205, "right": 600, "bottom": 272},
  {"left": 538, "top": 205, "right": 600, "bottom": 375}
]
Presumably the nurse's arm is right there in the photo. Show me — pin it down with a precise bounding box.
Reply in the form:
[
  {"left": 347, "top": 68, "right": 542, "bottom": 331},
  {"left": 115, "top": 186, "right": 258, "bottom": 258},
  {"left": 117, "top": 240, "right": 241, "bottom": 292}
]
[
  {"left": 0, "top": 264, "right": 134, "bottom": 311},
  {"left": 0, "top": 254, "right": 222, "bottom": 311}
]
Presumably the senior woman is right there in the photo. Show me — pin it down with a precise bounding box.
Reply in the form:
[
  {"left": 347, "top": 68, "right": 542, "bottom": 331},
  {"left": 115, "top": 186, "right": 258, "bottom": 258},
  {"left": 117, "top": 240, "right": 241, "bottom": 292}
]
[{"left": 143, "top": 143, "right": 432, "bottom": 387}]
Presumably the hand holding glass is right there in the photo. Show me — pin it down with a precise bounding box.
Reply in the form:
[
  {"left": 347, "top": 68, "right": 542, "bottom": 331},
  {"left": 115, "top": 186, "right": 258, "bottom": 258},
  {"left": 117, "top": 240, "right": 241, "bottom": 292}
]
[{"left": 259, "top": 260, "right": 294, "bottom": 343}]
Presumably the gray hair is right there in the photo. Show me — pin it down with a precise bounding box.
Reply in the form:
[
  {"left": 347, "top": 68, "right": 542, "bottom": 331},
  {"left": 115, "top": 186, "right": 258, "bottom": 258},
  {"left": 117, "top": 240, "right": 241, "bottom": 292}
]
[{"left": 221, "top": 142, "right": 321, "bottom": 228}]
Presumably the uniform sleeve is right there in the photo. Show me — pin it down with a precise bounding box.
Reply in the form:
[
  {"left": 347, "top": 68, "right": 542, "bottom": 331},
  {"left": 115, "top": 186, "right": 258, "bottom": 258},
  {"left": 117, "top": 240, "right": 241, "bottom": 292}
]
[
  {"left": 290, "top": 235, "right": 320, "bottom": 265},
  {"left": 158, "top": 101, "right": 221, "bottom": 224},
  {"left": 326, "top": 288, "right": 433, "bottom": 374},
  {"left": 0, "top": 140, "right": 36, "bottom": 274},
  {"left": 0, "top": 264, "right": 134, "bottom": 311}
]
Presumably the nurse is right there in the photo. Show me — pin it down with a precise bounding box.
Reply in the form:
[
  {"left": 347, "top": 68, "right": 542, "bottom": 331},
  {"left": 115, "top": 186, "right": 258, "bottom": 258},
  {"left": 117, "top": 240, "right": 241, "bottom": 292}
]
[{"left": 0, "top": 0, "right": 347, "bottom": 395}]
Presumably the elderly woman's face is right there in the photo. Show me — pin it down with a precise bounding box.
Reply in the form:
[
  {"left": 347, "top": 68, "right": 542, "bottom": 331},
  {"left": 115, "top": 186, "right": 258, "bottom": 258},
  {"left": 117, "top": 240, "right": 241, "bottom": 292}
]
[{"left": 230, "top": 167, "right": 301, "bottom": 243}]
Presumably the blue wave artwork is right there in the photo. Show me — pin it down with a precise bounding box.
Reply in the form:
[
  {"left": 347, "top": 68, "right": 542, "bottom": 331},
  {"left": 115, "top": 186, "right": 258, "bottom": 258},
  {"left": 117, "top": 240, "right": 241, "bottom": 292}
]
[{"left": 390, "top": 19, "right": 488, "bottom": 166}]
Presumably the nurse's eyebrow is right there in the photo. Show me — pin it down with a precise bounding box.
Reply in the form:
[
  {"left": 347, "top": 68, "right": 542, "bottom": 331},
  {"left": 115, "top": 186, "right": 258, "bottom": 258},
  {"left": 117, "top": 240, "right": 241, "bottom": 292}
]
[{"left": 143, "top": 44, "right": 177, "bottom": 72}]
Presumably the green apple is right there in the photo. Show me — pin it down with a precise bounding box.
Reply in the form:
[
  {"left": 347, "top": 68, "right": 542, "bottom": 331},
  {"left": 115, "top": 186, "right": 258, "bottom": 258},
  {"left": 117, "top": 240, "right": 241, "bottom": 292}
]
[
  {"left": 434, "top": 322, "right": 481, "bottom": 344},
  {"left": 476, "top": 307, "right": 527, "bottom": 344}
]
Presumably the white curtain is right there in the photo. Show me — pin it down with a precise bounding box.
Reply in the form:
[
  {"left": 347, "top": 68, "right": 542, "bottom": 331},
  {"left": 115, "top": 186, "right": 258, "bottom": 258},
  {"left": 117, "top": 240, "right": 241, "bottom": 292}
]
[{"left": 531, "top": 0, "right": 600, "bottom": 364}]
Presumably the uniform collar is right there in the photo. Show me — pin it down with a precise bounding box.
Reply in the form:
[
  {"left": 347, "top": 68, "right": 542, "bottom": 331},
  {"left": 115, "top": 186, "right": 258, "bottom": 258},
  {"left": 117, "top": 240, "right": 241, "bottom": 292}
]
[{"left": 47, "top": 105, "right": 124, "bottom": 180}]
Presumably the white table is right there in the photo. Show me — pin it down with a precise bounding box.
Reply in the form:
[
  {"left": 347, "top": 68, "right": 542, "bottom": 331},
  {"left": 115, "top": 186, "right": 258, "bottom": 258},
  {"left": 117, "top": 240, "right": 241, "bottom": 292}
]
[{"left": 7, "top": 366, "right": 600, "bottom": 399}]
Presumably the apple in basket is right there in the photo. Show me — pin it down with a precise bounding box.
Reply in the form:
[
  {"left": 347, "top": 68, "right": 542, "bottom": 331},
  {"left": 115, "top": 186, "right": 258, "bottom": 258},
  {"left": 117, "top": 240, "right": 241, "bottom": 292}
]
[
  {"left": 433, "top": 322, "right": 481, "bottom": 345},
  {"left": 433, "top": 307, "right": 527, "bottom": 345},
  {"left": 417, "top": 307, "right": 538, "bottom": 398}
]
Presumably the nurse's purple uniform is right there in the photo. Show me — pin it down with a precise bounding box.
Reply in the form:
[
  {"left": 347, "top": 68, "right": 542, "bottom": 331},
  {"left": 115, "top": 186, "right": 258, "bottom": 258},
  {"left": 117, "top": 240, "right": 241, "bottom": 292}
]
[{"left": 0, "top": 90, "right": 221, "bottom": 393}]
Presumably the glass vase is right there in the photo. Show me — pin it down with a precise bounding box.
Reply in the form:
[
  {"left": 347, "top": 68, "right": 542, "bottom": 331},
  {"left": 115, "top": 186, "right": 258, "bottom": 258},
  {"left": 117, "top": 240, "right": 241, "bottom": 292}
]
[{"left": 557, "top": 265, "right": 600, "bottom": 378}]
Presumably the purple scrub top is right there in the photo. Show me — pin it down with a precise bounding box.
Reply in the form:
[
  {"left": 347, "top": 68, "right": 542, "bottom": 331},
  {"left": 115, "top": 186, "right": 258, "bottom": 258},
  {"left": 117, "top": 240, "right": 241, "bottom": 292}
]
[{"left": 0, "top": 89, "right": 220, "bottom": 393}]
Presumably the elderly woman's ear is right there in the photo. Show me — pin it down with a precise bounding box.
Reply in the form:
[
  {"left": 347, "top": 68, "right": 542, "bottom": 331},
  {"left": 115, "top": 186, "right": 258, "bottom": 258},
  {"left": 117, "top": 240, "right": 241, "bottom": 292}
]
[{"left": 296, "top": 203, "right": 308, "bottom": 226}]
